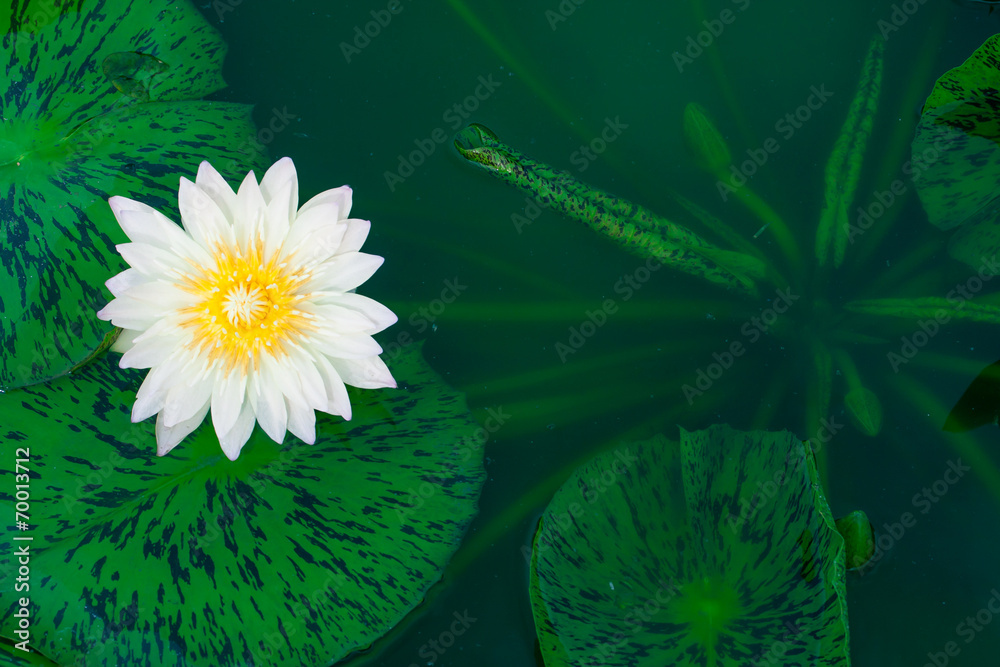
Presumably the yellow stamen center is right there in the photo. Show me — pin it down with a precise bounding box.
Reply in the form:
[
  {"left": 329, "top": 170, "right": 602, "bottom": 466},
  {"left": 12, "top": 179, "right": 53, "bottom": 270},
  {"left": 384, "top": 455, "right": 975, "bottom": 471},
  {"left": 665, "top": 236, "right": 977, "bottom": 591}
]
[{"left": 178, "top": 242, "right": 311, "bottom": 374}]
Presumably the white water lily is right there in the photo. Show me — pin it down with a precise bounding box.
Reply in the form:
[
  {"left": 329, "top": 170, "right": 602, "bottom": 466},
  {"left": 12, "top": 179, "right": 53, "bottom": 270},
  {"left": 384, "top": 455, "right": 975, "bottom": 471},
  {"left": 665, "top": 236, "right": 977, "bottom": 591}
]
[{"left": 98, "top": 157, "right": 397, "bottom": 460}]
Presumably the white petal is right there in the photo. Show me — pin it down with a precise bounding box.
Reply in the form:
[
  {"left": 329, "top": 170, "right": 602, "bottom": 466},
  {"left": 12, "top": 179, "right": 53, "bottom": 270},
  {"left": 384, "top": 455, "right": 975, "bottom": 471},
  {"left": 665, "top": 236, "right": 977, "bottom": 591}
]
[
  {"left": 217, "top": 399, "right": 257, "bottom": 460},
  {"left": 304, "top": 303, "right": 380, "bottom": 335},
  {"left": 132, "top": 355, "right": 186, "bottom": 421},
  {"left": 161, "top": 379, "right": 213, "bottom": 428},
  {"left": 117, "top": 242, "right": 190, "bottom": 278},
  {"left": 286, "top": 399, "right": 316, "bottom": 444},
  {"left": 330, "top": 356, "right": 396, "bottom": 390},
  {"left": 105, "top": 268, "right": 145, "bottom": 298},
  {"left": 235, "top": 170, "right": 267, "bottom": 254},
  {"left": 322, "top": 293, "right": 398, "bottom": 333},
  {"left": 298, "top": 185, "right": 351, "bottom": 220},
  {"left": 311, "top": 252, "right": 384, "bottom": 292},
  {"left": 286, "top": 346, "right": 328, "bottom": 411},
  {"left": 110, "top": 328, "right": 140, "bottom": 354},
  {"left": 155, "top": 402, "right": 210, "bottom": 457},
  {"left": 313, "top": 333, "right": 383, "bottom": 360},
  {"left": 336, "top": 218, "right": 370, "bottom": 255},
  {"left": 119, "top": 330, "right": 179, "bottom": 369},
  {"left": 97, "top": 295, "right": 163, "bottom": 331},
  {"left": 254, "top": 357, "right": 289, "bottom": 443},
  {"left": 111, "top": 202, "right": 214, "bottom": 267},
  {"left": 281, "top": 202, "right": 348, "bottom": 264},
  {"left": 178, "top": 177, "right": 234, "bottom": 251},
  {"left": 314, "top": 355, "right": 352, "bottom": 420},
  {"left": 211, "top": 372, "right": 247, "bottom": 437},
  {"left": 260, "top": 157, "right": 299, "bottom": 218},
  {"left": 195, "top": 161, "right": 239, "bottom": 224}
]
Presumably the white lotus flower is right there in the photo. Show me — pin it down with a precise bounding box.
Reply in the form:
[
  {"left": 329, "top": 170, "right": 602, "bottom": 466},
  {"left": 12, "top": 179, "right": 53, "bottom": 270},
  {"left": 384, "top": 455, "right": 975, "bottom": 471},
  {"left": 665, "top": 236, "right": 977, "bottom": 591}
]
[{"left": 97, "top": 157, "right": 397, "bottom": 460}]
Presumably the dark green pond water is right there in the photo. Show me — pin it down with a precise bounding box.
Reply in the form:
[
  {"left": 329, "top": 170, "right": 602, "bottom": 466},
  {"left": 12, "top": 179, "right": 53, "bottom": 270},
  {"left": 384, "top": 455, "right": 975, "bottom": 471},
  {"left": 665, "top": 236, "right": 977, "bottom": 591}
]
[{"left": 188, "top": 1, "right": 999, "bottom": 665}]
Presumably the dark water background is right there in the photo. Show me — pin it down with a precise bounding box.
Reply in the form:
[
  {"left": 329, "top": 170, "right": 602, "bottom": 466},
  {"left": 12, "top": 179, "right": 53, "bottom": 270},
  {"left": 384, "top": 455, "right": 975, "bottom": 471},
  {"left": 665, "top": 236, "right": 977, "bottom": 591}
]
[{"left": 197, "top": 1, "right": 1000, "bottom": 665}]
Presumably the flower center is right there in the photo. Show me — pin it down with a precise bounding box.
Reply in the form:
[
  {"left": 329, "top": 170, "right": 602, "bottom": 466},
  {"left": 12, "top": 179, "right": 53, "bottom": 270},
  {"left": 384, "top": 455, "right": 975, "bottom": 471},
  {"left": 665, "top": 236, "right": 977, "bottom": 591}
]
[
  {"left": 178, "top": 242, "right": 313, "bottom": 373},
  {"left": 222, "top": 280, "right": 270, "bottom": 329}
]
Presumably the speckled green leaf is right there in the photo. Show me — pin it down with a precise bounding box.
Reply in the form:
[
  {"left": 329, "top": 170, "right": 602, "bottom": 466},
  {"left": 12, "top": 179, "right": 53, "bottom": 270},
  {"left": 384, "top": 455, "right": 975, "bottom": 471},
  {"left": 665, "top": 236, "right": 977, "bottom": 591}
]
[
  {"left": 530, "top": 426, "right": 850, "bottom": 667},
  {"left": 912, "top": 34, "right": 1000, "bottom": 269},
  {"left": 454, "top": 123, "right": 759, "bottom": 295},
  {"left": 1, "top": 0, "right": 267, "bottom": 390},
  {"left": 0, "top": 344, "right": 486, "bottom": 666}
]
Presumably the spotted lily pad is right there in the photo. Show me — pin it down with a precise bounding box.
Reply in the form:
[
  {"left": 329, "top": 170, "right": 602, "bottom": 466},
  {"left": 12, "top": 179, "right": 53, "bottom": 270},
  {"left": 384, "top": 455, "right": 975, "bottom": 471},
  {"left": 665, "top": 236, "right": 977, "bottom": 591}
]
[
  {"left": 912, "top": 34, "right": 1000, "bottom": 269},
  {"left": 0, "top": 0, "right": 268, "bottom": 390},
  {"left": 0, "top": 344, "right": 485, "bottom": 665},
  {"left": 530, "top": 426, "right": 851, "bottom": 666}
]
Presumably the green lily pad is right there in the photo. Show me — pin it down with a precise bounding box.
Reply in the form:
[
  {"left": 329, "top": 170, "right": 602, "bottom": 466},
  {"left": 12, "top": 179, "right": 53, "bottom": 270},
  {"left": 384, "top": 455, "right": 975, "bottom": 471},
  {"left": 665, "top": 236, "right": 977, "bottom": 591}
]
[
  {"left": 0, "top": 344, "right": 485, "bottom": 665},
  {"left": 1, "top": 0, "right": 268, "bottom": 390},
  {"left": 530, "top": 426, "right": 851, "bottom": 666},
  {"left": 912, "top": 34, "right": 1000, "bottom": 269}
]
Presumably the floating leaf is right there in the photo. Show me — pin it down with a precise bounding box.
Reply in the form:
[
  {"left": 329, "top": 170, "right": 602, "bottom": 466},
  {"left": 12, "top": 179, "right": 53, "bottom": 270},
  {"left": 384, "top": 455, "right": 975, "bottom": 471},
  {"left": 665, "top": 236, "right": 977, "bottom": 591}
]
[
  {"left": 530, "top": 426, "right": 851, "bottom": 666},
  {"left": 0, "top": 0, "right": 268, "bottom": 390},
  {"left": 0, "top": 345, "right": 485, "bottom": 665},
  {"left": 835, "top": 510, "right": 875, "bottom": 571},
  {"left": 912, "top": 34, "right": 1000, "bottom": 270}
]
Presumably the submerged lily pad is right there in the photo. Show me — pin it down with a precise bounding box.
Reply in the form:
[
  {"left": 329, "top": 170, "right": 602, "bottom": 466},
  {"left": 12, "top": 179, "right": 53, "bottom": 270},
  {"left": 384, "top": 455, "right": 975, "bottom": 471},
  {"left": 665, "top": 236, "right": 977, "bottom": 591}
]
[
  {"left": 912, "top": 34, "right": 1000, "bottom": 269},
  {"left": 0, "top": 345, "right": 485, "bottom": 665},
  {"left": 0, "top": 0, "right": 267, "bottom": 390},
  {"left": 530, "top": 426, "right": 850, "bottom": 666}
]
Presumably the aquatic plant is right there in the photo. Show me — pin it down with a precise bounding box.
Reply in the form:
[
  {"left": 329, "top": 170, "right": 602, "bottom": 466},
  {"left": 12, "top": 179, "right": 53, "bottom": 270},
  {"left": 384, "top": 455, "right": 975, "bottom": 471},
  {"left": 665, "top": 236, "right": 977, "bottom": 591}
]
[
  {"left": 97, "top": 158, "right": 397, "bottom": 459},
  {"left": 911, "top": 33, "right": 1000, "bottom": 271},
  {"left": 0, "top": 0, "right": 268, "bottom": 391},
  {"left": 0, "top": 344, "right": 484, "bottom": 665},
  {"left": 530, "top": 426, "right": 861, "bottom": 666},
  {"left": 454, "top": 36, "right": 1000, "bottom": 458}
]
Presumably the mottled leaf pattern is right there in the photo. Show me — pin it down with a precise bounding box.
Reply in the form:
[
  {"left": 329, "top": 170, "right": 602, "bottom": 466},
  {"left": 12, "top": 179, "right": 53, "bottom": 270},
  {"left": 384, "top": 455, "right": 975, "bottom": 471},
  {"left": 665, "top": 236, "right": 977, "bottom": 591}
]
[
  {"left": 0, "top": 0, "right": 267, "bottom": 390},
  {"left": 0, "top": 345, "right": 486, "bottom": 666},
  {"left": 454, "top": 124, "right": 760, "bottom": 295},
  {"left": 531, "top": 426, "right": 850, "bottom": 667},
  {"left": 912, "top": 34, "right": 1000, "bottom": 269}
]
